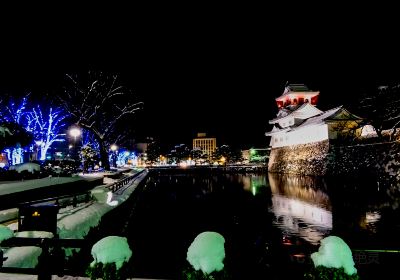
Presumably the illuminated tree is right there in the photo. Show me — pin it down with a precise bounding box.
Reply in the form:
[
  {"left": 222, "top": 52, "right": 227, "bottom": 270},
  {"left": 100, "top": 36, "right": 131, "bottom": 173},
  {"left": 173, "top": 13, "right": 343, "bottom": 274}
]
[
  {"left": 190, "top": 147, "right": 207, "bottom": 165},
  {"left": 59, "top": 72, "right": 143, "bottom": 170},
  {"left": 0, "top": 122, "right": 33, "bottom": 158},
  {"left": 25, "top": 106, "right": 67, "bottom": 160},
  {"left": 0, "top": 95, "right": 32, "bottom": 164},
  {"left": 80, "top": 144, "right": 98, "bottom": 172},
  {"left": 212, "top": 145, "right": 243, "bottom": 164},
  {"left": 0, "top": 95, "right": 29, "bottom": 124},
  {"left": 1, "top": 95, "right": 69, "bottom": 162}
]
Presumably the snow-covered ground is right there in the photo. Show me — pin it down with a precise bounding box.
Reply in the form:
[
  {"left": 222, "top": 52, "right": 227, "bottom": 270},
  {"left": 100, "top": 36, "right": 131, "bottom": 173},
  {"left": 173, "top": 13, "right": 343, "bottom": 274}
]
[
  {"left": 0, "top": 177, "right": 83, "bottom": 196},
  {"left": 1, "top": 170, "right": 148, "bottom": 268}
]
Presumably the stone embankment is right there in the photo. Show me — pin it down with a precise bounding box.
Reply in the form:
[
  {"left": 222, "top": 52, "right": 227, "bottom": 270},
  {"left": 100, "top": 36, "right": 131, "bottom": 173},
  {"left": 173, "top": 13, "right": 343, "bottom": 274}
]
[
  {"left": 268, "top": 140, "right": 330, "bottom": 176},
  {"left": 268, "top": 140, "right": 400, "bottom": 181}
]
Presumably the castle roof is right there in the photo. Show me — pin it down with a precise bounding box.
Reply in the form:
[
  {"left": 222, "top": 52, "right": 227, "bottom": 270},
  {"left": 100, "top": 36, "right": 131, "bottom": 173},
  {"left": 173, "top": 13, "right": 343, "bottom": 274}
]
[
  {"left": 266, "top": 106, "right": 363, "bottom": 136},
  {"left": 269, "top": 102, "right": 323, "bottom": 124},
  {"left": 276, "top": 84, "right": 319, "bottom": 102}
]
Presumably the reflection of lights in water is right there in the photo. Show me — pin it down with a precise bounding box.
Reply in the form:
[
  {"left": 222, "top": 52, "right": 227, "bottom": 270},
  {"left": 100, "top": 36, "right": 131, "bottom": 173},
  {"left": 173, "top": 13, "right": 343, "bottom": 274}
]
[
  {"left": 268, "top": 173, "right": 332, "bottom": 245},
  {"left": 106, "top": 191, "right": 119, "bottom": 206},
  {"left": 365, "top": 211, "right": 381, "bottom": 223},
  {"left": 360, "top": 211, "right": 381, "bottom": 232},
  {"left": 271, "top": 194, "right": 332, "bottom": 245}
]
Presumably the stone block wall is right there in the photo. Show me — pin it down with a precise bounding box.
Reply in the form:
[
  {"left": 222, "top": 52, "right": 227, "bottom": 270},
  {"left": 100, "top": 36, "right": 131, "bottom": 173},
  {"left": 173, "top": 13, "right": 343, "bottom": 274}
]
[
  {"left": 268, "top": 139, "right": 400, "bottom": 181},
  {"left": 268, "top": 140, "right": 330, "bottom": 176}
]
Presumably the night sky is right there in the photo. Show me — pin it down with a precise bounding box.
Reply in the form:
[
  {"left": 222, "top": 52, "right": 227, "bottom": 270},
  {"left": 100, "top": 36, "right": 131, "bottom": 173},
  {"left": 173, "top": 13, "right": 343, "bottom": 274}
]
[{"left": 1, "top": 8, "right": 399, "bottom": 150}]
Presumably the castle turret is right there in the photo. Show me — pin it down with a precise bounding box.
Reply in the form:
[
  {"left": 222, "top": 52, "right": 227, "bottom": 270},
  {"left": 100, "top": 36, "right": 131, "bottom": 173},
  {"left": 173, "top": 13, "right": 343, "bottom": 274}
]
[{"left": 275, "top": 84, "right": 319, "bottom": 108}]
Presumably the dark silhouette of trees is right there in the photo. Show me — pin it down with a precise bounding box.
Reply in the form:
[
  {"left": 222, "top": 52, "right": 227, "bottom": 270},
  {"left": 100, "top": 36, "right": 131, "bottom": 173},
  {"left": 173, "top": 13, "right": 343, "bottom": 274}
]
[{"left": 359, "top": 85, "right": 400, "bottom": 140}]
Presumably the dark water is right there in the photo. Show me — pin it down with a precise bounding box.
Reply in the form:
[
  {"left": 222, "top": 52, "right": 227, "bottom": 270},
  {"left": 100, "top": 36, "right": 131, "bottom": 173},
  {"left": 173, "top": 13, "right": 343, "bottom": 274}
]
[{"left": 94, "top": 170, "right": 400, "bottom": 279}]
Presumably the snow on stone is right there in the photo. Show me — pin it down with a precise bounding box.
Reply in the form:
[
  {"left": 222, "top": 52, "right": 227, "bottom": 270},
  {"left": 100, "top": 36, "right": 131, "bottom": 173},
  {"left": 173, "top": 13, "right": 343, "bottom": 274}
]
[
  {"left": 0, "top": 208, "right": 18, "bottom": 223},
  {"left": 90, "top": 236, "right": 132, "bottom": 270},
  {"left": 15, "top": 231, "right": 54, "bottom": 238},
  {"left": 3, "top": 247, "right": 42, "bottom": 268},
  {"left": 187, "top": 231, "right": 225, "bottom": 274},
  {"left": 103, "top": 177, "right": 117, "bottom": 185},
  {"left": 58, "top": 202, "right": 112, "bottom": 240},
  {"left": 0, "top": 224, "right": 13, "bottom": 242},
  {"left": 9, "top": 163, "right": 40, "bottom": 173},
  {"left": 311, "top": 235, "right": 357, "bottom": 275}
]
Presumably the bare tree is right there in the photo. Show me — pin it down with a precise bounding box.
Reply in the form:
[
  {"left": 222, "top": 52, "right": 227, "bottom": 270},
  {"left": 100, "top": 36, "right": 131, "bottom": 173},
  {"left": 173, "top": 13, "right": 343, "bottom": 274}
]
[{"left": 59, "top": 72, "right": 143, "bottom": 170}]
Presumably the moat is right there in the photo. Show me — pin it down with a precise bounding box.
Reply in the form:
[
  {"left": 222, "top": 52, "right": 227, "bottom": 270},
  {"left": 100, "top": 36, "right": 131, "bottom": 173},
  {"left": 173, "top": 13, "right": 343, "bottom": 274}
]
[{"left": 87, "top": 169, "right": 400, "bottom": 279}]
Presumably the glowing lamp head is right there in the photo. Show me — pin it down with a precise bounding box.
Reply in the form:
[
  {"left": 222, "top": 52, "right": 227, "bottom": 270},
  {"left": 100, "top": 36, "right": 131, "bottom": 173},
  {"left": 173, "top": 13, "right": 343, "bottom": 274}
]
[
  {"left": 69, "top": 127, "right": 82, "bottom": 138},
  {"left": 110, "top": 144, "right": 118, "bottom": 151}
]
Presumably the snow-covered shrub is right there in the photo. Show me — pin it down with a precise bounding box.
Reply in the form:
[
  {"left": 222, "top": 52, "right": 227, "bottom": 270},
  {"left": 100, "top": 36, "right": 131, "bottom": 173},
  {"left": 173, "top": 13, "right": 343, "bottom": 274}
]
[
  {"left": 0, "top": 225, "right": 13, "bottom": 243},
  {"left": 9, "top": 162, "right": 40, "bottom": 173},
  {"left": 186, "top": 231, "right": 226, "bottom": 276},
  {"left": 309, "top": 236, "right": 358, "bottom": 278},
  {"left": 87, "top": 236, "right": 132, "bottom": 280}
]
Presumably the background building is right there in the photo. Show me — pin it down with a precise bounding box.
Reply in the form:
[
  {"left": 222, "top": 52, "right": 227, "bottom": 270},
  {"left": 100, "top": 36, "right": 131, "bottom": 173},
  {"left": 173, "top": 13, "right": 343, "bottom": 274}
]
[{"left": 193, "top": 133, "right": 216, "bottom": 161}]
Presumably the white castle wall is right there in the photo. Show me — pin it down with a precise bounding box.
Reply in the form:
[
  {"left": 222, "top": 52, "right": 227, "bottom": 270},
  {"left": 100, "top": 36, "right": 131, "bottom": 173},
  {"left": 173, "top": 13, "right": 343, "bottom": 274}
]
[{"left": 270, "top": 124, "right": 329, "bottom": 148}]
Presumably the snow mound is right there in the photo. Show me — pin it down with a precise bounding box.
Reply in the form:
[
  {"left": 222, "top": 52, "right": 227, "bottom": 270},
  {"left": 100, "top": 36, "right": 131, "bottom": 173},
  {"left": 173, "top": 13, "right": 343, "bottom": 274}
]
[
  {"left": 3, "top": 246, "right": 42, "bottom": 268},
  {"left": 311, "top": 235, "right": 357, "bottom": 275},
  {"left": 0, "top": 225, "right": 14, "bottom": 242},
  {"left": 15, "top": 231, "right": 54, "bottom": 238},
  {"left": 9, "top": 163, "right": 40, "bottom": 173},
  {"left": 91, "top": 186, "right": 110, "bottom": 203},
  {"left": 187, "top": 231, "right": 225, "bottom": 274},
  {"left": 90, "top": 236, "right": 132, "bottom": 270}
]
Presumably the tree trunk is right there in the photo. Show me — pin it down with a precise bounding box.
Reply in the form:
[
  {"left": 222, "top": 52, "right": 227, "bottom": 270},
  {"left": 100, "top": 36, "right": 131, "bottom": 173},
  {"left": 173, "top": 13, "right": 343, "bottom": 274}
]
[{"left": 98, "top": 140, "right": 110, "bottom": 171}]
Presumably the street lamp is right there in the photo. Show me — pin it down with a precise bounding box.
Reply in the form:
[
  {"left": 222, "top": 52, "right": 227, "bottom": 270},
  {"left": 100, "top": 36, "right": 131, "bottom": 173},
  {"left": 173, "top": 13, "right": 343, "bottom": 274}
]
[
  {"left": 69, "top": 127, "right": 82, "bottom": 141},
  {"left": 68, "top": 126, "right": 82, "bottom": 163},
  {"left": 110, "top": 144, "right": 118, "bottom": 152},
  {"left": 110, "top": 144, "right": 118, "bottom": 167}
]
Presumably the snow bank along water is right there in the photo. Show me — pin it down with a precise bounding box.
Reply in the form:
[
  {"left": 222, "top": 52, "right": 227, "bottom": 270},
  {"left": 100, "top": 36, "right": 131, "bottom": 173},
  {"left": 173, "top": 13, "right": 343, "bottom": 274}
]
[
  {"left": 311, "top": 235, "right": 357, "bottom": 275},
  {"left": 187, "top": 231, "right": 226, "bottom": 274}
]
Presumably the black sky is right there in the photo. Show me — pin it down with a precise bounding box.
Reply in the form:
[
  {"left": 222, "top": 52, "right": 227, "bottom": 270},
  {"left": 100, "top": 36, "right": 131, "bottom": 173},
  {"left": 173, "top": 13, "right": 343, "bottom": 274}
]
[{"left": 1, "top": 7, "right": 399, "bottom": 149}]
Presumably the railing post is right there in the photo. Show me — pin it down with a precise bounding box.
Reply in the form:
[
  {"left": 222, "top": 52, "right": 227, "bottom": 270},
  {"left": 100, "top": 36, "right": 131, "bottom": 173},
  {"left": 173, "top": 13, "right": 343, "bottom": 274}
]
[{"left": 37, "top": 239, "right": 51, "bottom": 280}]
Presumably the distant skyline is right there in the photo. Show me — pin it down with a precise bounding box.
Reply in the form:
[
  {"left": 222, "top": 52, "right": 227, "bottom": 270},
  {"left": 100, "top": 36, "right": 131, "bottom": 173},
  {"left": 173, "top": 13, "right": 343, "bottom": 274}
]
[{"left": 1, "top": 11, "right": 400, "bottom": 149}]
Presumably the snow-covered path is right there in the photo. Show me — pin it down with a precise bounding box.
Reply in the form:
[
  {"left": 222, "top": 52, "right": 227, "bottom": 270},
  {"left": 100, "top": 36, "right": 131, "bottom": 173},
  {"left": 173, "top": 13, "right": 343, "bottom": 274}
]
[
  {"left": 0, "top": 177, "right": 83, "bottom": 196},
  {"left": 1, "top": 170, "right": 148, "bottom": 269}
]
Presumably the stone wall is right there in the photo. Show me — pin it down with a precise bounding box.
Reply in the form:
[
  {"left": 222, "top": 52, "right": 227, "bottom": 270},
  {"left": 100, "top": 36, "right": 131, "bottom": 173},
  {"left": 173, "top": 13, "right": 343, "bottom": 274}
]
[
  {"left": 326, "top": 142, "right": 400, "bottom": 181},
  {"left": 268, "top": 139, "right": 400, "bottom": 181},
  {"left": 268, "top": 140, "right": 330, "bottom": 176}
]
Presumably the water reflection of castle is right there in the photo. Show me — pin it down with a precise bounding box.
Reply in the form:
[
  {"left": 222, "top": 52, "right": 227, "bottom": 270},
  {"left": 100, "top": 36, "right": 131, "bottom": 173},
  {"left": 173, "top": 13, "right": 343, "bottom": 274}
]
[{"left": 268, "top": 173, "right": 332, "bottom": 245}]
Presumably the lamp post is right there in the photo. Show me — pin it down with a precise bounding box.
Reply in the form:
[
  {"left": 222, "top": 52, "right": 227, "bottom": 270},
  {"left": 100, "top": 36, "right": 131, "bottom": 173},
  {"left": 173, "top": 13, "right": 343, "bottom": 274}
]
[
  {"left": 68, "top": 126, "right": 82, "bottom": 166},
  {"left": 110, "top": 144, "right": 118, "bottom": 168}
]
